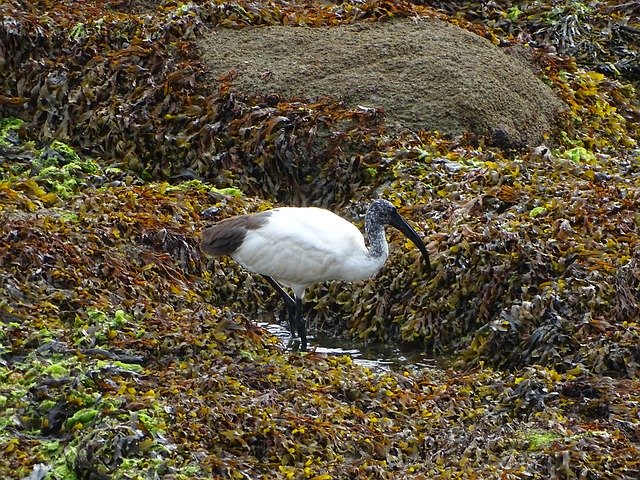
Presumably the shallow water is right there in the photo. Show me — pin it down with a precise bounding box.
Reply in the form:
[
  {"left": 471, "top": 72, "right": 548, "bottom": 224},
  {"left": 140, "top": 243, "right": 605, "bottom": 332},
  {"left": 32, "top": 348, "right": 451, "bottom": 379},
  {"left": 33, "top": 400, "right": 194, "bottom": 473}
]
[{"left": 258, "top": 322, "right": 441, "bottom": 372}]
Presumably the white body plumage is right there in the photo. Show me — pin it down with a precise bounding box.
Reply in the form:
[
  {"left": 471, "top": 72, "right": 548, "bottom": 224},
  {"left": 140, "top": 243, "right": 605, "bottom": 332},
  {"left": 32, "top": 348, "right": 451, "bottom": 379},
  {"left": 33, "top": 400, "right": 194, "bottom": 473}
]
[{"left": 231, "top": 207, "right": 388, "bottom": 299}]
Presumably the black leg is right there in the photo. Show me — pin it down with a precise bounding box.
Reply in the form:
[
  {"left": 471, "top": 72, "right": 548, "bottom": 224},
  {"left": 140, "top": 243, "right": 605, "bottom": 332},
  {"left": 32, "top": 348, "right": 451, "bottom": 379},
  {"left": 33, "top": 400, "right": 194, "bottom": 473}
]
[
  {"left": 294, "top": 298, "right": 307, "bottom": 351},
  {"left": 285, "top": 302, "right": 296, "bottom": 337},
  {"left": 260, "top": 275, "right": 307, "bottom": 351},
  {"left": 261, "top": 275, "right": 296, "bottom": 335}
]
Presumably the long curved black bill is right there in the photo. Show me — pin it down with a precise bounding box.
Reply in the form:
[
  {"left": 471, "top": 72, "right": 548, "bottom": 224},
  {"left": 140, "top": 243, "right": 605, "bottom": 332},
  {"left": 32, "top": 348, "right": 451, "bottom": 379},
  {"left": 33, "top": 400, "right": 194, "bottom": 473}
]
[{"left": 389, "top": 211, "right": 432, "bottom": 273}]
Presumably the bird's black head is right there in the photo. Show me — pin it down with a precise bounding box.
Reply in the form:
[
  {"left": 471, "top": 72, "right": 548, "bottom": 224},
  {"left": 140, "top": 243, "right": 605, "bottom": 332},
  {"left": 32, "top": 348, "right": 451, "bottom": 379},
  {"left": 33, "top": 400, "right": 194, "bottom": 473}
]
[
  {"left": 367, "top": 199, "right": 432, "bottom": 272},
  {"left": 366, "top": 199, "right": 398, "bottom": 224}
]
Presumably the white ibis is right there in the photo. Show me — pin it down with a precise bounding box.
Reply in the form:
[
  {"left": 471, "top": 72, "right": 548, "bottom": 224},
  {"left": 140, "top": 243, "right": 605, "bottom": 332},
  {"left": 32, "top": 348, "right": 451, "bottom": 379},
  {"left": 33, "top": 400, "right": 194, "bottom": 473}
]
[{"left": 201, "top": 199, "right": 431, "bottom": 350}]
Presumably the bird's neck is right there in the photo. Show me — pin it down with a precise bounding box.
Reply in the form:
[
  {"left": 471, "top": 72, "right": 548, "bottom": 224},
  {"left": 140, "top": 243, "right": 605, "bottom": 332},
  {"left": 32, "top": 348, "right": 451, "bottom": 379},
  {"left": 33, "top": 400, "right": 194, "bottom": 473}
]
[
  {"left": 337, "top": 217, "right": 389, "bottom": 282},
  {"left": 365, "top": 218, "right": 389, "bottom": 261}
]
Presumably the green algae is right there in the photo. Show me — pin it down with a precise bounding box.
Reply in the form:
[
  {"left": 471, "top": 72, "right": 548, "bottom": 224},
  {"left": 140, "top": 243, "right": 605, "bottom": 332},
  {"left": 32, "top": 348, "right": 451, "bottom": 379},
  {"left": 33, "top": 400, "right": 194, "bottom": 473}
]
[
  {"left": 0, "top": 118, "right": 24, "bottom": 147},
  {"left": 525, "top": 430, "right": 560, "bottom": 452}
]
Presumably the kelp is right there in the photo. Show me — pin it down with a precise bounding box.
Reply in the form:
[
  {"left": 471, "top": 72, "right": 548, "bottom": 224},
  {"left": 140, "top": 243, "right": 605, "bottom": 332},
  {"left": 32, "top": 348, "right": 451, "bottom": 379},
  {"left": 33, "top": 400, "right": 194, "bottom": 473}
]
[
  {"left": 2, "top": 0, "right": 640, "bottom": 478},
  {"left": 421, "top": 0, "right": 640, "bottom": 81},
  {"left": 306, "top": 118, "right": 639, "bottom": 376},
  {"left": 2, "top": 0, "right": 638, "bottom": 204},
  {"left": 1, "top": 114, "right": 638, "bottom": 479},
  {"left": 0, "top": 0, "right": 429, "bottom": 205}
]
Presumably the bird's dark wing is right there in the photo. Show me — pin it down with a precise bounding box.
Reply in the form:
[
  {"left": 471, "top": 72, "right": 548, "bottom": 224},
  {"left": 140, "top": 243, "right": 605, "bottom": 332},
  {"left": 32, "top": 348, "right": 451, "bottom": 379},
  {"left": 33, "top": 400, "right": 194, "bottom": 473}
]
[{"left": 201, "top": 211, "right": 272, "bottom": 257}]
